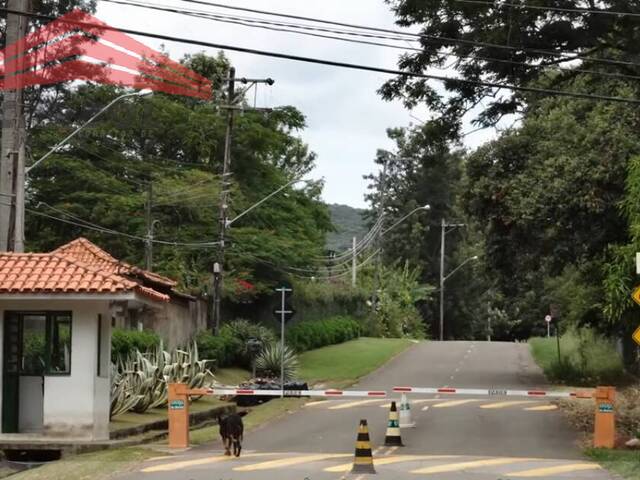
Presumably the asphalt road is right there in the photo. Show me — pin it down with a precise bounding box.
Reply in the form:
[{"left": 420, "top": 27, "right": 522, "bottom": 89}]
[{"left": 125, "top": 341, "right": 614, "bottom": 480}]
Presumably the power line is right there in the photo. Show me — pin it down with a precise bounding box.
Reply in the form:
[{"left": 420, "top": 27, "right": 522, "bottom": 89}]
[
  {"left": 169, "top": 0, "right": 640, "bottom": 69},
  {"left": 7, "top": 200, "right": 222, "bottom": 247},
  {"left": 3, "top": 7, "right": 640, "bottom": 106},
  {"left": 454, "top": 0, "right": 640, "bottom": 18},
  {"left": 105, "top": 0, "right": 640, "bottom": 84}
]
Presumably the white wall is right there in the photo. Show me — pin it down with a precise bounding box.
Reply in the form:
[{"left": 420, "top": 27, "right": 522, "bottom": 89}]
[
  {"left": 18, "top": 376, "right": 43, "bottom": 432},
  {"left": 0, "top": 299, "right": 112, "bottom": 439}
]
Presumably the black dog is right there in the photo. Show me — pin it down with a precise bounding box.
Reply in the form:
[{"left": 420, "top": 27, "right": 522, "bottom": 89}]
[{"left": 217, "top": 412, "right": 246, "bottom": 457}]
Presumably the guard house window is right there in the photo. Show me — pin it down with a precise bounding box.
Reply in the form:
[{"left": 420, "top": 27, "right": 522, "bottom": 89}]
[
  {"left": 49, "top": 314, "right": 71, "bottom": 374},
  {"left": 17, "top": 312, "right": 72, "bottom": 376}
]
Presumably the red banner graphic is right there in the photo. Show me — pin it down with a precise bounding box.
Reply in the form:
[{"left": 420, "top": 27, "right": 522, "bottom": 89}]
[{"left": 0, "top": 9, "right": 212, "bottom": 99}]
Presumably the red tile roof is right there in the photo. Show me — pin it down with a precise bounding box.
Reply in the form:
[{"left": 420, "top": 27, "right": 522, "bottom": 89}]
[
  {"left": 52, "top": 238, "right": 177, "bottom": 287},
  {"left": 0, "top": 238, "right": 171, "bottom": 302}
]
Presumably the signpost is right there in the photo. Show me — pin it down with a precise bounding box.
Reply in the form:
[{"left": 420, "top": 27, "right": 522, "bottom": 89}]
[
  {"left": 274, "top": 282, "right": 294, "bottom": 398},
  {"left": 545, "top": 315, "right": 552, "bottom": 338}
]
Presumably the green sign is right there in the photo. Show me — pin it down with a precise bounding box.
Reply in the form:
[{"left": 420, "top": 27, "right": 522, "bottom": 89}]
[
  {"left": 599, "top": 403, "right": 613, "bottom": 413},
  {"left": 170, "top": 400, "right": 185, "bottom": 410}
]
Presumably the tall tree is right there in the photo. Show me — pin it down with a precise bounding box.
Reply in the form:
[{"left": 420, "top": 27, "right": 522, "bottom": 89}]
[{"left": 381, "top": 0, "right": 640, "bottom": 133}]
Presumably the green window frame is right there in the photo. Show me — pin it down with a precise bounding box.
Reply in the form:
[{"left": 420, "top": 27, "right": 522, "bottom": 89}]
[{"left": 12, "top": 311, "right": 72, "bottom": 376}]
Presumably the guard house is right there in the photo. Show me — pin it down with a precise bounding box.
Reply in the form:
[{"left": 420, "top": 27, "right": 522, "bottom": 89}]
[{"left": 0, "top": 238, "right": 173, "bottom": 440}]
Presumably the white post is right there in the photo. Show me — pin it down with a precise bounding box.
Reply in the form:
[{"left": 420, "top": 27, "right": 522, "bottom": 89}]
[{"left": 352, "top": 236, "right": 357, "bottom": 287}]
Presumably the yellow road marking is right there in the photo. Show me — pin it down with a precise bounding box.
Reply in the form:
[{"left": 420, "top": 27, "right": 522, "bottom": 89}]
[
  {"left": 329, "top": 399, "right": 384, "bottom": 410},
  {"left": 141, "top": 453, "right": 274, "bottom": 472},
  {"left": 144, "top": 456, "right": 174, "bottom": 462},
  {"left": 433, "top": 399, "right": 480, "bottom": 408},
  {"left": 524, "top": 405, "right": 558, "bottom": 411},
  {"left": 233, "top": 453, "right": 351, "bottom": 471},
  {"left": 480, "top": 401, "right": 536, "bottom": 409},
  {"left": 304, "top": 400, "right": 330, "bottom": 408},
  {"left": 411, "top": 457, "right": 528, "bottom": 474},
  {"left": 380, "top": 399, "right": 438, "bottom": 408},
  {"left": 325, "top": 455, "right": 456, "bottom": 473},
  {"left": 507, "top": 463, "right": 602, "bottom": 477},
  {"left": 422, "top": 405, "right": 430, "bottom": 411},
  {"left": 384, "top": 446, "right": 399, "bottom": 456}
]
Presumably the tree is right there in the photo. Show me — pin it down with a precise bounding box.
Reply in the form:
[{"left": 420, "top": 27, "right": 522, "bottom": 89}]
[
  {"left": 25, "top": 52, "right": 332, "bottom": 297},
  {"left": 462, "top": 77, "right": 640, "bottom": 336},
  {"left": 365, "top": 124, "right": 464, "bottom": 333},
  {"left": 381, "top": 0, "right": 640, "bottom": 133}
]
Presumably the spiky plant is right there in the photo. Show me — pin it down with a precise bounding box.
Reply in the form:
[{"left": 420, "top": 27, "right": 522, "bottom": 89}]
[{"left": 254, "top": 342, "right": 299, "bottom": 382}]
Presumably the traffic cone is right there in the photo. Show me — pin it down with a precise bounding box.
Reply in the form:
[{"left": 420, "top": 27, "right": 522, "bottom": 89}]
[
  {"left": 351, "top": 419, "right": 376, "bottom": 474},
  {"left": 399, "top": 393, "right": 415, "bottom": 428},
  {"left": 384, "top": 401, "right": 404, "bottom": 446}
]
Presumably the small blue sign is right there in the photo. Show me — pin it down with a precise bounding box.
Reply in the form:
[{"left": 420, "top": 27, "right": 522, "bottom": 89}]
[
  {"left": 170, "top": 399, "right": 185, "bottom": 410},
  {"left": 599, "top": 403, "right": 613, "bottom": 413}
]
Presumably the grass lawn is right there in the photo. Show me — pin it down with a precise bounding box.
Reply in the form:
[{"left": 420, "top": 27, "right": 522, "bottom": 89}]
[
  {"left": 215, "top": 367, "right": 252, "bottom": 386},
  {"left": 586, "top": 448, "right": 640, "bottom": 480},
  {"left": 528, "top": 333, "right": 626, "bottom": 386},
  {"left": 298, "top": 337, "right": 414, "bottom": 388},
  {"left": 110, "top": 395, "right": 231, "bottom": 432},
  {"left": 9, "top": 447, "right": 160, "bottom": 480}
]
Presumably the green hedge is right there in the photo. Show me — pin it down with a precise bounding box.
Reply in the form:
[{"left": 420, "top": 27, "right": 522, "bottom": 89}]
[
  {"left": 287, "top": 316, "right": 361, "bottom": 352},
  {"left": 111, "top": 328, "right": 161, "bottom": 361},
  {"left": 196, "top": 319, "right": 276, "bottom": 368}
]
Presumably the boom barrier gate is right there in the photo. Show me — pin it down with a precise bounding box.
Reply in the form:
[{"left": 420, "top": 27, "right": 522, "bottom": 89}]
[{"left": 167, "top": 384, "right": 616, "bottom": 449}]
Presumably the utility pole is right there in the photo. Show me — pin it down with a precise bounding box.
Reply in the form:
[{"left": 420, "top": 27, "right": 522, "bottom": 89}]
[
  {"left": 351, "top": 236, "right": 357, "bottom": 287},
  {"left": 0, "top": 0, "right": 29, "bottom": 252},
  {"left": 439, "top": 218, "right": 445, "bottom": 341},
  {"left": 439, "top": 219, "right": 466, "bottom": 341},
  {"left": 211, "top": 68, "right": 275, "bottom": 334},
  {"left": 372, "top": 161, "right": 387, "bottom": 313},
  {"left": 144, "top": 182, "right": 153, "bottom": 270}
]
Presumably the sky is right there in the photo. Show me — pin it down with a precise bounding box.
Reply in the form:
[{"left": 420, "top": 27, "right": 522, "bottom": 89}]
[{"left": 96, "top": 0, "right": 499, "bottom": 208}]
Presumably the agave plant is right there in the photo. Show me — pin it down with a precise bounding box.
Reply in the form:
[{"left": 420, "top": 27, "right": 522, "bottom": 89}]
[
  {"left": 254, "top": 342, "right": 299, "bottom": 382},
  {"left": 109, "top": 341, "right": 216, "bottom": 417}
]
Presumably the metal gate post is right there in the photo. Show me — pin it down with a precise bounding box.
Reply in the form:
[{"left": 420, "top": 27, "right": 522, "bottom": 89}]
[
  {"left": 593, "top": 386, "right": 616, "bottom": 448},
  {"left": 168, "top": 383, "right": 190, "bottom": 448}
]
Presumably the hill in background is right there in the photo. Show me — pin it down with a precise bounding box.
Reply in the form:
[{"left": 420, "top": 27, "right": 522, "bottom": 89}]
[{"left": 326, "top": 204, "right": 369, "bottom": 252}]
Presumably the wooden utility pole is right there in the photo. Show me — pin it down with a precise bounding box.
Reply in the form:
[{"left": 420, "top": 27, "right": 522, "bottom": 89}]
[
  {"left": 0, "top": 0, "right": 29, "bottom": 252},
  {"left": 212, "top": 66, "right": 236, "bottom": 335},
  {"left": 211, "top": 69, "right": 274, "bottom": 334},
  {"left": 145, "top": 182, "right": 153, "bottom": 270}
]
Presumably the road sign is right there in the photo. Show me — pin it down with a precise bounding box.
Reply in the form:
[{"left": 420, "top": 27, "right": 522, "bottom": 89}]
[
  {"left": 169, "top": 399, "right": 184, "bottom": 410},
  {"left": 632, "top": 285, "right": 640, "bottom": 306},
  {"left": 545, "top": 315, "right": 552, "bottom": 323},
  {"left": 273, "top": 304, "right": 295, "bottom": 323},
  {"left": 633, "top": 326, "right": 640, "bottom": 346}
]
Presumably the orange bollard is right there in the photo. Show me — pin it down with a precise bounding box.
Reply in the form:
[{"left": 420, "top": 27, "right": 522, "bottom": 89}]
[
  {"left": 168, "top": 383, "right": 190, "bottom": 448},
  {"left": 593, "top": 386, "right": 616, "bottom": 449}
]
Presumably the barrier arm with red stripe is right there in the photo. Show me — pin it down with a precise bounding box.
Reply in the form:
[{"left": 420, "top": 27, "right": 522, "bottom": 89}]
[{"left": 393, "top": 386, "right": 591, "bottom": 399}]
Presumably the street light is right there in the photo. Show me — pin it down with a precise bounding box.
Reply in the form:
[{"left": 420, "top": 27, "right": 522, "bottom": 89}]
[
  {"left": 439, "top": 254, "right": 479, "bottom": 341},
  {"left": 225, "top": 178, "right": 310, "bottom": 228},
  {"left": 212, "top": 177, "right": 311, "bottom": 334},
  {"left": 26, "top": 89, "right": 153, "bottom": 173},
  {"left": 11, "top": 88, "right": 154, "bottom": 253},
  {"left": 380, "top": 204, "right": 430, "bottom": 236}
]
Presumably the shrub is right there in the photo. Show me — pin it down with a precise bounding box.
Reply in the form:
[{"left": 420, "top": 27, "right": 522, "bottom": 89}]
[
  {"left": 196, "top": 319, "right": 276, "bottom": 368},
  {"left": 529, "top": 327, "right": 625, "bottom": 385},
  {"left": 255, "top": 342, "right": 299, "bottom": 381},
  {"left": 287, "top": 316, "right": 361, "bottom": 352},
  {"left": 111, "top": 328, "right": 160, "bottom": 361},
  {"left": 195, "top": 329, "right": 241, "bottom": 368}
]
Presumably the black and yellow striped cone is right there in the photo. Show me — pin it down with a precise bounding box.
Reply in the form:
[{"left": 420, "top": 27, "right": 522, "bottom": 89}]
[
  {"left": 384, "top": 401, "right": 404, "bottom": 446},
  {"left": 351, "top": 419, "right": 376, "bottom": 474}
]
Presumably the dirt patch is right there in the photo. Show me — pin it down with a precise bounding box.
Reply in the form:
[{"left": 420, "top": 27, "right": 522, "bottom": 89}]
[{"left": 558, "top": 386, "right": 640, "bottom": 446}]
